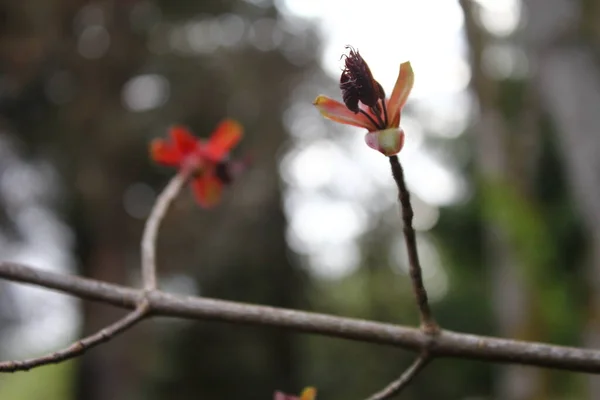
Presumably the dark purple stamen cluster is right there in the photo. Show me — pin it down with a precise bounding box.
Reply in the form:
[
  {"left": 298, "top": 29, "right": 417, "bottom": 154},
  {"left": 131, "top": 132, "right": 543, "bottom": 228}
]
[
  {"left": 339, "top": 46, "right": 388, "bottom": 130},
  {"left": 214, "top": 157, "right": 252, "bottom": 184}
]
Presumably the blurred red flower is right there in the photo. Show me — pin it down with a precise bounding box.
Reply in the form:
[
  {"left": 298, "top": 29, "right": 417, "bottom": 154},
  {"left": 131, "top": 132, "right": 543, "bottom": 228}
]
[{"left": 150, "top": 120, "right": 247, "bottom": 207}]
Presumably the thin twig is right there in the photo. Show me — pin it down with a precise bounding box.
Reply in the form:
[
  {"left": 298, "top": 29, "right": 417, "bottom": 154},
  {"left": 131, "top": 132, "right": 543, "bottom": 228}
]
[
  {"left": 141, "top": 172, "right": 188, "bottom": 290},
  {"left": 0, "top": 172, "right": 188, "bottom": 373},
  {"left": 388, "top": 155, "right": 438, "bottom": 333},
  {"left": 0, "top": 262, "right": 600, "bottom": 373},
  {"left": 366, "top": 352, "right": 431, "bottom": 400},
  {"left": 0, "top": 299, "right": 150, "bottom": 372}
]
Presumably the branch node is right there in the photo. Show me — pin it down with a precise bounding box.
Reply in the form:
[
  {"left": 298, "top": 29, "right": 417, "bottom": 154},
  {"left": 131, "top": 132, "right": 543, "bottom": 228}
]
[{"left": 421, "top": 321, "right": 440, "bottom": 336}]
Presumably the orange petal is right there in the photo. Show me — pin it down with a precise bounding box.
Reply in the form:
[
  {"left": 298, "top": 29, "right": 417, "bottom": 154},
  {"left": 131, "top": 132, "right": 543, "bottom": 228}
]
[
  {"left": 364, "top": 128, "right": 405, "bottom": 156},
  {"left": 206, "top": 119, "right": 243, "bottom": 161},
  {"left": 150, "top": 139, "right": 181, "bottom": 167},
  {"left": 191, "top": 173, "right": 223, "bottom": 208},
  {"left": 387, "top": 62, "right": 414, "bottom": 128},
  {"left": 300, "top": 387, "right": 317, "bottom": 400},
  {"left": 313, "top": 95, "right": 377, "bottom": 131},
  {"left": 169, "top": 125, "right": 198, "bottom": 156}
]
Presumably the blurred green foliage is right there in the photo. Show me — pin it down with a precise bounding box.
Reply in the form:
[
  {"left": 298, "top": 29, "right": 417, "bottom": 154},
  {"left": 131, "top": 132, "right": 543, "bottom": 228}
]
[{"left": 0, "top": 360, "right": 75, "bottom": 400}]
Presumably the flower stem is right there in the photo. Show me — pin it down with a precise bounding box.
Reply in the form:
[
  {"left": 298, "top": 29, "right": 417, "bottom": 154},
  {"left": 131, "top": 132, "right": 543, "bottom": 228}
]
[
  {"left": 141, "top": 171, "right": 189, "bottom": 290},
  {"left": 388, "top": 155, "right": 439, "bottom": 334}
]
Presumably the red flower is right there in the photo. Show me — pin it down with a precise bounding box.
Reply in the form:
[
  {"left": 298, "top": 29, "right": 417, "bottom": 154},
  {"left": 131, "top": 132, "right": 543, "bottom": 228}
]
[
  {"left": 273, "top": 387, "right": 316, "bottom": 400},
  {"left": 150, "top": 120, "right": 245, "bottom": 208},
  {"left": 313, "top": 46, "right": 414, "bottom": 156}
]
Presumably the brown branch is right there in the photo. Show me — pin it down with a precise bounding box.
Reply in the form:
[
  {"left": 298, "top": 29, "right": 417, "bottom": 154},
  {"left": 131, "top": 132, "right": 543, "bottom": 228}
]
[
  {"left": 366, "top": 352, "right": 431, "bottom": 400},
  {"left": 1, "top": 262, "right": 600, "bottom": 374},
  {"left": 141, "top": 172, "right": 188, "bottom": 290},
  {"left": 388, "top": 155, "right": 438, "bottom": 333},
  {"left": 0, "top": 171, "right": 188, "bottom": 373},
  {"left": 0, "top": 299, "right": 150, "bottom": 372}
]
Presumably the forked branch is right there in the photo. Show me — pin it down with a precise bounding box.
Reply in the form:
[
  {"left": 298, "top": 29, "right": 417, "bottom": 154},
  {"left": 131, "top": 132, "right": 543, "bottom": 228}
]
[
  {"left": 0, "top": 172, "right": 187, "bottom": 373},
  {"left": 0, "top": 262, "right": 599, "bottom": 374}
]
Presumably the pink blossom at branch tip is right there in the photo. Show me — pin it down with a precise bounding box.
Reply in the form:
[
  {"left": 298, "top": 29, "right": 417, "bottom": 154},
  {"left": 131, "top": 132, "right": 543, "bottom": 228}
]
[{"left": 313, "top": 46, "right": 414, "bottom": 156}]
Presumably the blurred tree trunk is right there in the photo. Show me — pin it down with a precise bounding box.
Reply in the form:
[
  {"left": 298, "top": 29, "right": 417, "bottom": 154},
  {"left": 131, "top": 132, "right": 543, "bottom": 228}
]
[
  {"left": 460, "top": 1, "right": 544, "bottom": 399},
  {"left": 0, "top": 0, "right": 147, "bottom": 399},
  {"left": 523, "top": 0, "right": 600, "bottom": 397},
  {"left": 52, "top": 3, "right": 150, "bottom": 399}
]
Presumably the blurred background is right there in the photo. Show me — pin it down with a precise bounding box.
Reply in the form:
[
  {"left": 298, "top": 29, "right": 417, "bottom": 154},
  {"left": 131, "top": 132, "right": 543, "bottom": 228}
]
[{"left": 0, "top": 0, "right": 598, "bottom": 398}]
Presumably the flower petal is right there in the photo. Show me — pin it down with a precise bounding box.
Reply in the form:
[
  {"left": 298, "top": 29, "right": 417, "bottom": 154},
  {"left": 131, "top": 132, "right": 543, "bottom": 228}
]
[
  {"left": 169, "top": 125, "right": 198, "bottom": 156},
  {"left": 273, "top": 392, "right": 293, "bottom": 400},
  {"left": 150, "top": 139, "right": 181, "bottom": 167},
  {"left": 272, "top": 387, "right": 316, "bottom": 400},
  {"left": 313, "top": 95, "right": 377, "bottom": 130},
  {"left": 191, "top": 173, "right": 223, "bottom": 208},
  {"left": 300, "top": 387, "right": 317, "bottom": 400},
  {"left": 387, "top": 62, "right": 414, "bottom": 128},
  {"left": 206, "top": 119, "right": 243, "bottom": 161},
  {"left": 364, "top": 128, "right": 405, "bottom": 156}
]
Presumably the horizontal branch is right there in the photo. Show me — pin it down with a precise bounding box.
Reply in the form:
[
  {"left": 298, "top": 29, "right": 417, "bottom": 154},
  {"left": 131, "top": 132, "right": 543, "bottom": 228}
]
[{"left": 1, "top": 262, "right": 600, "bottom": 374}]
